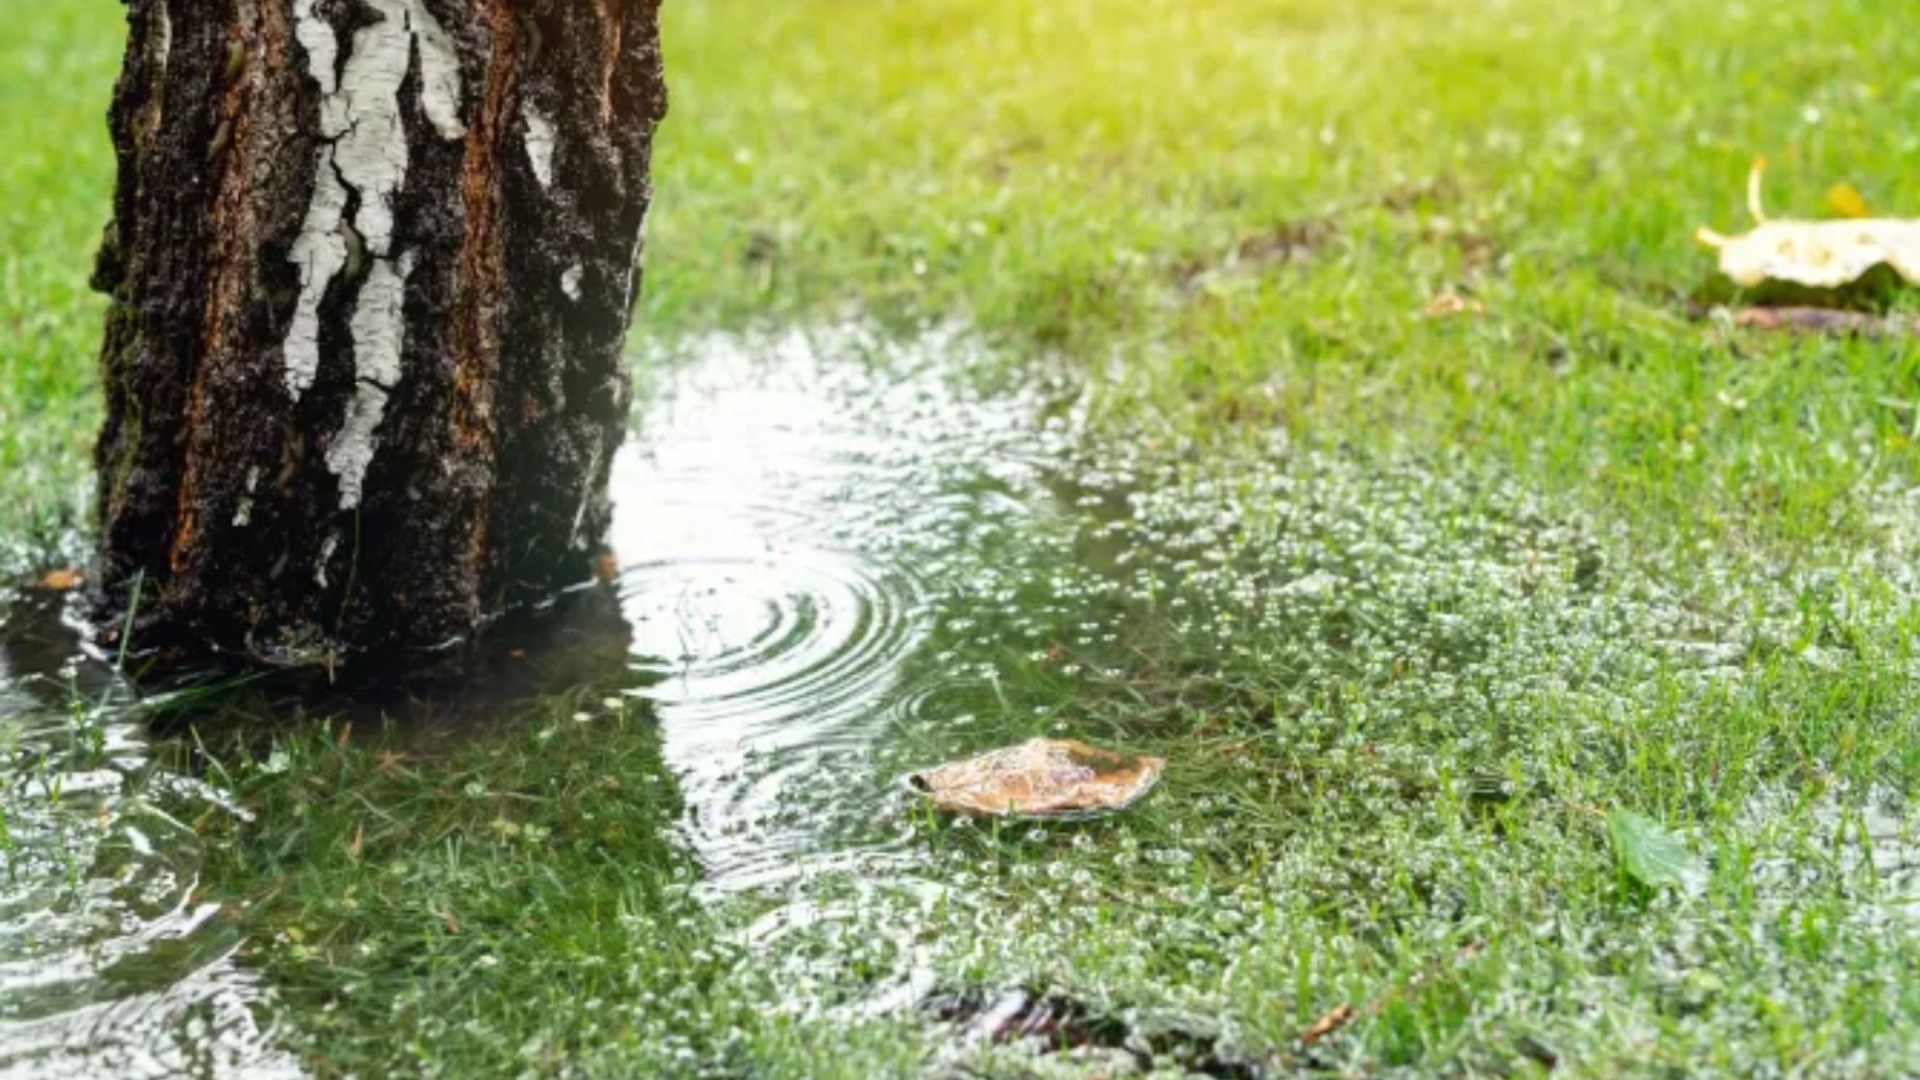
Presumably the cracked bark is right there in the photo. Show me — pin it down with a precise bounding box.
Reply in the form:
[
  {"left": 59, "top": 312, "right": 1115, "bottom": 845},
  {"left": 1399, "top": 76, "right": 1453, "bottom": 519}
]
[{"left": 91, "top": 0, "right": 667, "bottom": 676}]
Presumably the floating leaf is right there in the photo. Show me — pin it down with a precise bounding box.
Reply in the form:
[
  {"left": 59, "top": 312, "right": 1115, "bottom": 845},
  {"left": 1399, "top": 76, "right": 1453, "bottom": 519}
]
[
  {"left": 1825, "top": 182, "right": 1871, "bottom": 220},
  {"left": 911, "top": 738, "right": 1164, "bottom": 818},
  {"left": 1696, "top": 159, "right": 1920, "bottom": 289},
  {"left": 1607, "top": 810, "right": 1705, "bottom": 892}
]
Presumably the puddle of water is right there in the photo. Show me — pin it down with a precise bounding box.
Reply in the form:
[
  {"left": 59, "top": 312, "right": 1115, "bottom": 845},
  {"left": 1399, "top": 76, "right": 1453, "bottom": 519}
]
[
  {"left": 0, "top": 594, "right": 301, "bottom": 1080},
  {"left": 0, "top": 322, "right": 1067, "bottom": 1075},
  {"left": 602, "top": 324, "right": 1076, "bottom": 893},
  {"left": 3, "top": 321, "right": 1916, "bottom": 1074}
]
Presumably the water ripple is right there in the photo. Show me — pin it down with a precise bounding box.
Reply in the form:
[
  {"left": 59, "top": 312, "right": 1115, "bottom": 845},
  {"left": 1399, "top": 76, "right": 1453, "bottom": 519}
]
[
  {"left": 606, "top": 325, "right": 1061, "bottom": 890},
  {"left": 608, "top": 331, "right": 945, "bottom": 889},
  {"left": 0, "top": 595, "right": 301, "bottom": 1079}
]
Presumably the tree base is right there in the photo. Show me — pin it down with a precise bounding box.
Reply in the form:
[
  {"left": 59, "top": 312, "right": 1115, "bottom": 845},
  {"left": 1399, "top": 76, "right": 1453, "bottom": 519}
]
[{"left": 90, "top": 0, "right": 667, "bottom": 677}]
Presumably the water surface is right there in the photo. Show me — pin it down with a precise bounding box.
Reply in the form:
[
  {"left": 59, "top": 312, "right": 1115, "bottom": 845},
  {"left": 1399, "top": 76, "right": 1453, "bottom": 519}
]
[
  {"left": 5, "top": 323, "right": 1917, "bottom": 1074},
  {"left": 0, "top": 596, "right": 300, "bottom": 1080},
  {"left": 604, "top": 324, "right": 1071, "bottom": 891},
  {"left": 0, "top": 323, "right": 1073, "bottom": 1071}
]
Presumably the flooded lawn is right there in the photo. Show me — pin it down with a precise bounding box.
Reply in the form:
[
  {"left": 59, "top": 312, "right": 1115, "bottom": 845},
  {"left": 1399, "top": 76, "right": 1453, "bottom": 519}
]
[
  {"left": 8, "top": 0, "right": 1920, "bottom": 1071},
  {"left": 5, "top": 326, "right": 1920, "bottom": 1077},
  {"left": 0, "top": 597, "right": 300, "bottom": 1078}
]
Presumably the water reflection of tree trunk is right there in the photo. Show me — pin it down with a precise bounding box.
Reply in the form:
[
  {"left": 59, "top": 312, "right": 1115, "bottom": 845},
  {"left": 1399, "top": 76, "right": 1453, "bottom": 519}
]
[
  {"left": 0, "top": 579, "right": 668, "bottom": 1077},
  {"left": 394, "top": 584, "right": 647, "bottom": 738}
]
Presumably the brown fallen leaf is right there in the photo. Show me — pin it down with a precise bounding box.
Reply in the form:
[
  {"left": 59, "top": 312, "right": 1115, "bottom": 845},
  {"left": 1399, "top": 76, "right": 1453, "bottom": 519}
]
[
  {"left": 1421, "top": 291, "right": 1484, "bottom": 319},
  {"left": 1697, "top": 158, "right": 1920, "bottom": 289},
  {"left": 38, "top": 568, "right": 83, "bottom": 591},
  {"left": 347, "top": 823, "right": 364, "bottom": 861},
  {"left": 1299, "top": 1003, "right": 1356, "bottom": 1046},
  {"left": 1729, "top": 306, "right": 1919, "bottom": 337},
  {"left": 911, "top": 738, "right": 1164, "bottom": 818}
]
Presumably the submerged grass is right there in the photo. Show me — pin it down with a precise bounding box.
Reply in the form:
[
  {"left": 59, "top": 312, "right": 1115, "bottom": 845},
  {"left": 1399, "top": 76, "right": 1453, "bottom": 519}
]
[
  {"left": 174, "top": 431, "right": 1920, "bottom": 1076},
  {"left": 6, "top": 0, "right": 1920, "bottom": 1076},
  {"left": 181, "top": 708, "right": 943, "bottom": 1079}
]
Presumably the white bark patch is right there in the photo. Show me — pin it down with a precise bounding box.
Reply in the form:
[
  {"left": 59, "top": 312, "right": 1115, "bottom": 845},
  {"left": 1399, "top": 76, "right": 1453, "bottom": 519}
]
[
  {"left": 284, "top": 0, "right": 465, "bottom": 400},
  {"left": 315, "top": 533, "right": 339, "bottom": 588},
  {"left": 292, "top": 0, "right": 338, "bottom": 96},
  {"left": 283, "top": 153, "right": 349, "bottom": 397},
  {"left": 325, "top": 3, "right": 417, "bottom": 256},
  {"left": 326, "top": 253, "right": 415, "bottom": 509},
  {"left": 153, "top": 2, "right": 173, "bottom": 73},
  {"left": 524, "top": 106, "right": 557, "bottom": 189},
  {"left": 561, "top": 263, "right": 583, "bottom": 301},
  {"left": 233, "top": 467, "right": 261, "bottom": 527},
  {"left": 407, "top": 4, "right": 467, "bottom": 141}
]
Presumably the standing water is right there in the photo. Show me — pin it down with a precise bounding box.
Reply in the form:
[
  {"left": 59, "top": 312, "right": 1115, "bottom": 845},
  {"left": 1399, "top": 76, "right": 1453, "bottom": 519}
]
[
  {"left": 605, "top": 324, "right": 1071, "bottom": 890},
  {"left": 0, "top": 597, "right": 301, "bottom": 1079},
  {"left": 7, "top": 324, "right": 1888, "bottom": 1074},
  {"left": 0, "top": 323, "right": 1082, "bottom": 1072}
]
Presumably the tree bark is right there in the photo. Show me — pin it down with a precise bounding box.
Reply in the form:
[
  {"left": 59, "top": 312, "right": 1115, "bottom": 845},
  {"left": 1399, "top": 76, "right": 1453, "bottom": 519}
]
[{"left": 89, "top": 0, "right": 667, "bottom": 675}]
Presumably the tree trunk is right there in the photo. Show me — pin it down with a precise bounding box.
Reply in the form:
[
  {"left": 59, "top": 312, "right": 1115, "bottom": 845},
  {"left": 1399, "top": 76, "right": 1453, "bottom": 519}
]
[{"left": 89, "top": 0, "right": 667, "bottom": 675}]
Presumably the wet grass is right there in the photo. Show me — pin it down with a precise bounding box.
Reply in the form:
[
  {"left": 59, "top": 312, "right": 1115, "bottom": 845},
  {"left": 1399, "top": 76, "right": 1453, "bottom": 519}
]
[
  {"left": 8, "top": 0, "right": 1920, "bottom": 561},
  {"left": 6, "top": 0, "right": 1920, "bottom": 1076},
  {"left": 645, "top": 0, "right": 1920, "bottom": 554},
  {"left": 170, "top": 434, "right": 1920, "bottom": 1076}
]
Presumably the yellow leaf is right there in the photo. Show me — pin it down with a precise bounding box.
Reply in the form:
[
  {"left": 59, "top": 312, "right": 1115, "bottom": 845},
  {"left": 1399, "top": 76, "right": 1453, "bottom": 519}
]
[
  {"left": 1697, "top": 166, "right": 1920, "bottom": 288},
  {"left": 1696, "top": 218, "right": 1920, "bottom": 288},
  {"left": 1826, "top": 182, "right": 1871, "bottom": 219}
]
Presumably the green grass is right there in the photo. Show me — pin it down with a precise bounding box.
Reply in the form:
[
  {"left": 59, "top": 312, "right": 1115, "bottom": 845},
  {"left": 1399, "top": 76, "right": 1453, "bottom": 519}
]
[
  {"left": 7, "top": 0, "right": 1920, "bottom": 554},
  {"left": 644, "top": 0, "right": 1920, "bottom": 550},
  {"left": 7, "top": 0, "right": 1920, "bottom": 1076},
  {"left": 0, "top": 6, "right": 119, "bottom": 564}
]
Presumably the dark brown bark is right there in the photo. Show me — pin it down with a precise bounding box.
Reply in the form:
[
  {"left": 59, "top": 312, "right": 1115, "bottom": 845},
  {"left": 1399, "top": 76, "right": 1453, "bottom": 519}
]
[{"left": 90, "top": 0, "right": 667, "bottom": 675}]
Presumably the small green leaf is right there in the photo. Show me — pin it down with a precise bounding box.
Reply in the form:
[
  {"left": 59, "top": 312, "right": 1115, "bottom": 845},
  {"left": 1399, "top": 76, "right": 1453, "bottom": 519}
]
[{"left": 1607, "top": 810, "right": 1705, "bottom": 892}]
